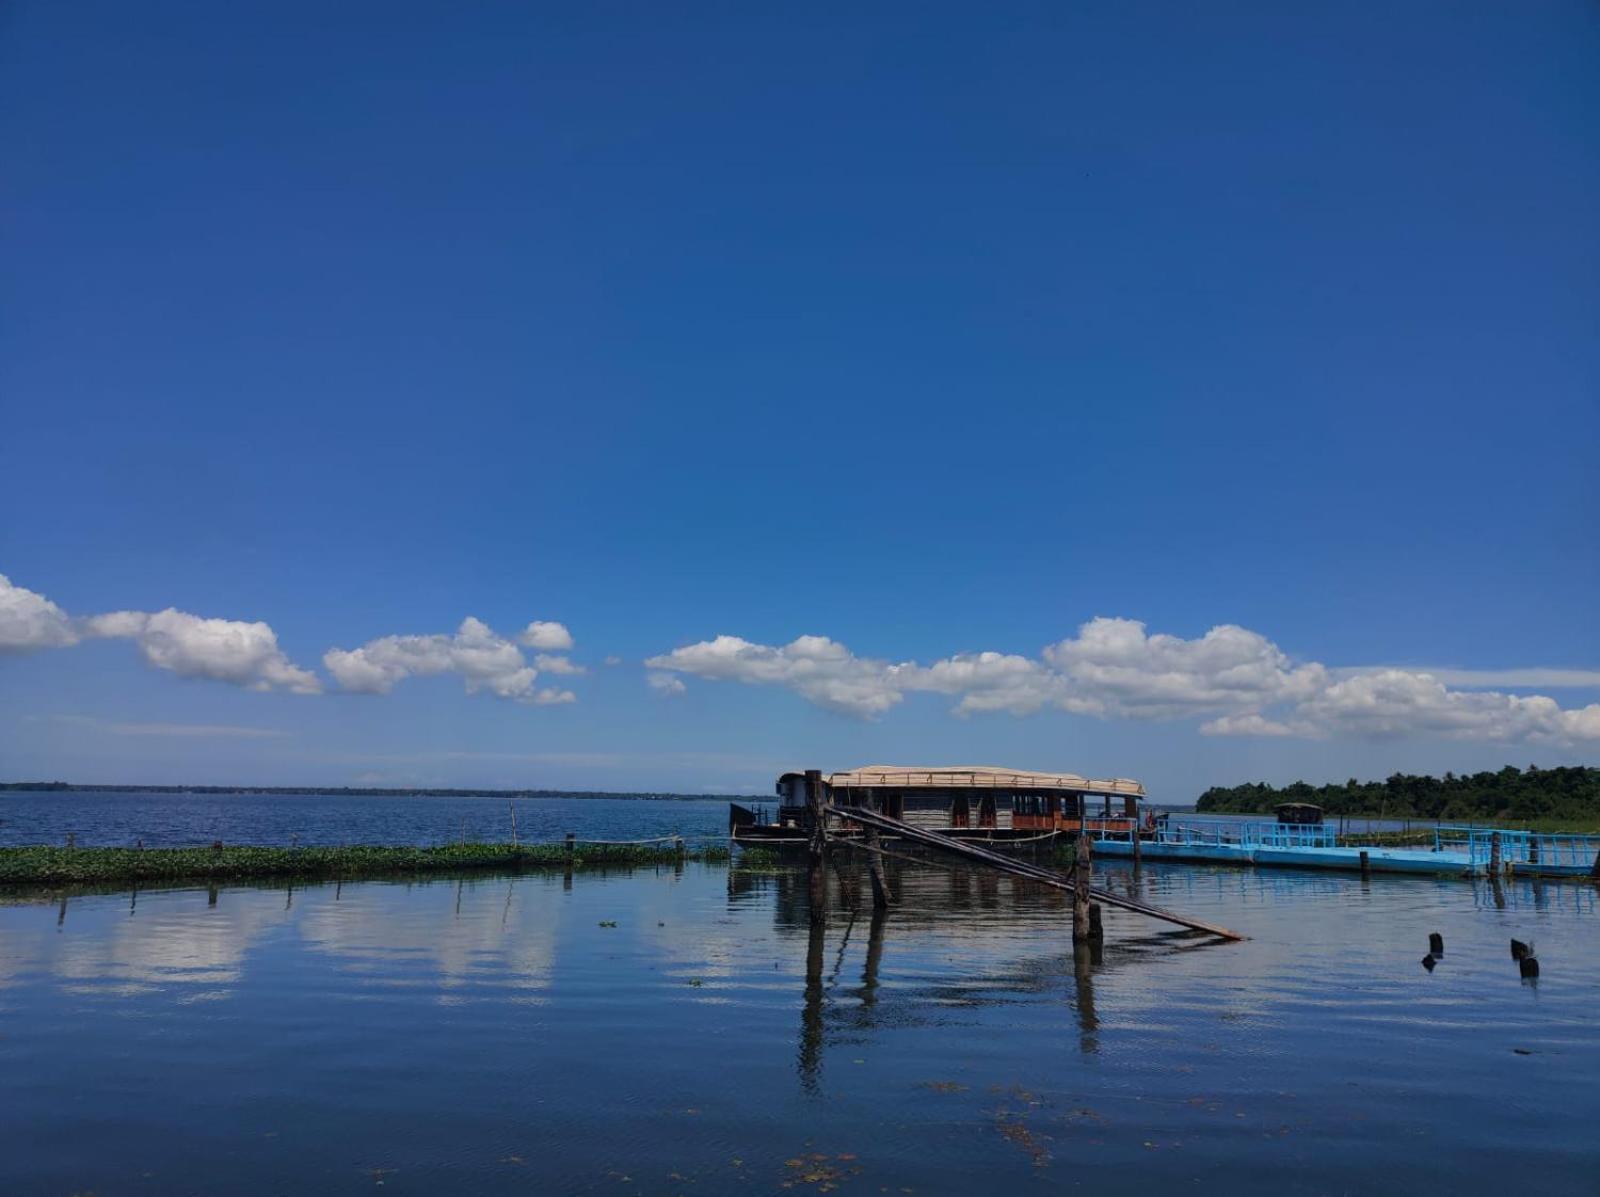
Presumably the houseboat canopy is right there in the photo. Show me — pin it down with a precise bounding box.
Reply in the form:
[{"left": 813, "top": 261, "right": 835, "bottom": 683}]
[
  {"left": 1274, "top": 802, "right": 1324, "bottom": 826},
  {"left": 822, "top": 765, "right": 1144, "bottom": 797}
]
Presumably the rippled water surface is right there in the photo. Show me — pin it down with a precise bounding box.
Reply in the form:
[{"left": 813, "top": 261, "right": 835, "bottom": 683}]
[{"left": 2, "top": 859, "right": 1597, "bottom": 1195}]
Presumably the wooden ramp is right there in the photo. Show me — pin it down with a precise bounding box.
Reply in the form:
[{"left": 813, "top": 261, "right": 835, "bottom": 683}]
[{"left": 835, "top": 804, "right": 1246, "bottom": 942}]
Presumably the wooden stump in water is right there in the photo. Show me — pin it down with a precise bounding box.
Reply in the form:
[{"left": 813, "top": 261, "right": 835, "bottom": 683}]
[
  {"left": 1072, "top": 832, "right": 1093, "bottom": 942},
  {"left": 1429, "top": 932, "right": 1444, "bottom": 956}
]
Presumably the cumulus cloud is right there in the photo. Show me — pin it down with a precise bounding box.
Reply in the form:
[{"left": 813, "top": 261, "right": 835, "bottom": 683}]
[
  {"left": 2, "top": 572, "right": 319, "bottom": 693},
  {"left": 1291, "top": 669, "right": 1600, "bottom": 744},
  {"left": 647, "top": 671, "right": 687, "bottom": 695},
  {"left": 82, "top": 608, "right": 323, "bottom": 694},
  {"left": 646, "top": 634, "right": 904, "bottom": 717},
  {"left": 0, "top": 574, "right": 79, "bottom": 651},
  {"left": 646, "top": 618, "right": 1600, "bottom": 745},
  {"left": 533, "top": 654, "right": 585, "bottom": 675},
  {"left": 325, "top": 616, "right": 576, "bottom": 705},
  {"left": 518, "top": 621, "right": 574, "bottom": 651},
  {"left": 1042, "top": 618, "right": 1328, "bottom": 720}
]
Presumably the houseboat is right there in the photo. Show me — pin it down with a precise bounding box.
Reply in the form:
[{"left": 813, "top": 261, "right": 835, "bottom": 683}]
[{"left": 730, "top": 764, "right": 1151, "bottom": 848}]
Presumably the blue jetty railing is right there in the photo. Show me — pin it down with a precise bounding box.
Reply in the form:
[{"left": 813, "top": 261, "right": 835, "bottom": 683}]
[
  {"left": 1442, "top": 826, "right": 1600, "bottom": 873},
  {"left": 1091, "top": 819, "right": 1600, "bottom": 878},
  {"left": 1099, "top": 820, "right": 1341, "bottom": 850}
]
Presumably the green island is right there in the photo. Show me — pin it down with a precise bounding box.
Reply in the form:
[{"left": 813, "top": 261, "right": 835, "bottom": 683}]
[
  {"left": 1195, "top": 764, "right": 1600, "bottom": 832},
  {"left": 0, "top": 839, "right": 729, "bottom": 888}
]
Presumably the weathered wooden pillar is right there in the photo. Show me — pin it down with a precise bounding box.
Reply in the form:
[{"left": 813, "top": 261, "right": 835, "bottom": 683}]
[
  {"left": 1072, "top": 831, "right": 1093, "bottom": 942},
  {"left": 806, "top": 769, "right": 828, "bottom": 922},
  {"left": 1132, "top": 815, "right": 1143, "bottom": 868},
  {"left": 865, "top": 825, "right": 891, "bottom": 908},
  {"left": 1088, "top": 902, "right": 1104, "bottom": 942},
  {"left": 1359, "top": 849, "right": 1370, "bottom": 877},
  {"left": 1528, "top": 835, "right": 1539, "bottom": 869},
  {"left": 1489, "top": 831, "right": 1502, "bottom": 878}
]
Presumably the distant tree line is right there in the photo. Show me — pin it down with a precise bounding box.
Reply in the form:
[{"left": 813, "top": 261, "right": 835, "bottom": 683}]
[
  {"left": 1195, "top": 765, "right": 1600, "bottom": 822},
  {"left": 0, "top": 781, "right": 758, "bottom": 802}
]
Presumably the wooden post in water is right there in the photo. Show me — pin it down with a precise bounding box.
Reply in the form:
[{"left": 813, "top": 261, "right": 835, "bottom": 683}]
[
  {"left": 1590, "top": 847, "right": 1600, "bottom": 881},
  {"left": 1088, "top": 902, "right": 1104, "bottom": 942},
  {"left": 1359, "top": 849, "right": 1370, "bottom": 877},
  {"left": 864, "top": 825, "right": 891, "bottom": 909},
  {"left": 806, "top": 769, "right": 828, "bottom": 922},
  {"left": 1072, "top": 831, "right": 1093, "bottom": 942},
  {"left": 509, "top": 802, "right": 519, "bottom": 847},
  {"left": 1132, "top": 818, "right": 1142, "bottom": 868},
  {"left": 1489, "top": 831, "right": 1502, "bottom": 878}
]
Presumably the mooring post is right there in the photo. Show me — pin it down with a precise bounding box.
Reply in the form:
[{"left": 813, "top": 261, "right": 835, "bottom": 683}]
[
  {"left": 565, "top": 831, "right": 576, "bottom": 863},
  {"left": 806, "top": 769, "right": 828, "bottom": 921},
  {"left": 1359, "top": 849, "right": 1370, "bottom": 877},
  {"left": 865, "top": 825, "right": 891, "bottom": 909},
  {"left": 509, "top": 802, "right": 518, "bottom": 847},
  {"left": 1088, "top": 902, "right": 1104, "bottom": 942},
  {"left": 1072, "top": 831, "right": 1093, "bottom": 942},
  {"left": 1489, "top": 831, "right": 1502, "bottom": 878},
  {"left": 1132, "top": 817, "right": 1142, "bottom": 868},
  {"left": 1590, "top": 846, "right": 1600, "bottom": 882}
]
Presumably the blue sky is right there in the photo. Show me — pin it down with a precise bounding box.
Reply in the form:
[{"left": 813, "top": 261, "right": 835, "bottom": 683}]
[{"left": 2, "top": 1, "right": 1596, "bottom": 797}]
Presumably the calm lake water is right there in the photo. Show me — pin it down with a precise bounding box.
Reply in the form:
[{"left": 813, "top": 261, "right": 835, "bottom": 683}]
[
  {"left": 2, "top": 851, "right": 1597, "bottom": 1195},
  {"left": 0, "top": 790, "right": 737, "bottom": 848}
]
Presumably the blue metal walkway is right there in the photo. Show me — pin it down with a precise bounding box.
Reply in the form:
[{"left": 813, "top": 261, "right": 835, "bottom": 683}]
[{"left": 1091, "top": 821, "right": 1600, "bottom": 879}]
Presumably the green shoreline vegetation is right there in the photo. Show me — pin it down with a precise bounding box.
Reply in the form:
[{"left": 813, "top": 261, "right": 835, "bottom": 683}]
[
  {"left": 0, "top": 840, "right": 730, "bottom": 887},
  {"left": 1195, "top": 765, "right": 1600, "bottom": 831}
]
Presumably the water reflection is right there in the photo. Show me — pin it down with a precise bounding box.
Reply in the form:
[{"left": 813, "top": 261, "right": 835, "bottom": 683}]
[{"left": 3, "top": 858, "right": 1599, "bottom": 1195}]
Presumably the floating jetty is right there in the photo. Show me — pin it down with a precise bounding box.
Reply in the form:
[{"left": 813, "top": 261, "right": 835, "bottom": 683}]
[{"left": 1091, "top": 821, "right": 1600, "bottom": 879}]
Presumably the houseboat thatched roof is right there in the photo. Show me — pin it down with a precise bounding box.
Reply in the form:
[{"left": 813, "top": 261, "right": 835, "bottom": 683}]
[{"left": 823, "top": 765, "right": 1145, "bottom": 797}]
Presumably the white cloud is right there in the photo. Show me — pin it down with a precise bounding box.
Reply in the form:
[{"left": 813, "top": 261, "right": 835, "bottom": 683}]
[
  {"left": 1042, "top": 618, "right": 1328, "bottom": 720},
  {"left": 1341, "top": 666, "right": 1600, "bottom": 689},
  {"left": 533, "top": 654, "right": 585, "bottom": 675},
  {"left": 1292, "top": 669, "right": 1600, "bottom": 744},
  {"left": 2, "top": 573, "right": 321, "bottom": 694},
  {"left": 646, "top": 634, "right": 904, "bottom": 717},
  {"left": 1199, "top": 713, "right": 1303, "bottom": 738},
  {"left": 897, "top": 651, "right": 1060, "bottom": 716},
  {"left": 518, "top": 621, "right": 574, "bottom": 651},
  {"left": 646, "top": 618, "right": 1600, "bottom": 745},
  {"left": 82, "top": 608, "right": 321, "bottom": 694},
  {"left": 647, "top": 671, "right": 687, "bottom": 695},
  {"left": 603, "top": 655, "right": 623, "bottom": 667},
  {"left": 0, "top": 574, "right": 78, "bottom": 650},
  {"left": 324, "top": 616, "right": 574, "bottom": 705}
]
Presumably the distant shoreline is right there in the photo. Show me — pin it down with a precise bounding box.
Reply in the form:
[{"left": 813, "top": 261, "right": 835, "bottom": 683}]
[{"left": 0, "top": 782, "right": 762, "bottom": 802}]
